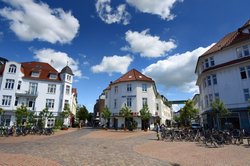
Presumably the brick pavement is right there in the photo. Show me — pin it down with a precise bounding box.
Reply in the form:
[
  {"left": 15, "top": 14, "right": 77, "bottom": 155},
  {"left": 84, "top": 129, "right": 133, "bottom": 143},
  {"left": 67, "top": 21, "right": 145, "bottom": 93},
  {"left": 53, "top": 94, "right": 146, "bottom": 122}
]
[{"left": 0, "top": 128, "right": 249, "bottom": 166}]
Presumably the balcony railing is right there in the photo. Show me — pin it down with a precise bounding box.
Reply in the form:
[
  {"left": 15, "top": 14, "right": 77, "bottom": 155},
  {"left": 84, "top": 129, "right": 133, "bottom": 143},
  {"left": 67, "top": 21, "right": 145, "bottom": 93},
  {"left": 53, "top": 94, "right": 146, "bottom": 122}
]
[{"left": 15, "top": 90, "right": 38, "bottom": 97}]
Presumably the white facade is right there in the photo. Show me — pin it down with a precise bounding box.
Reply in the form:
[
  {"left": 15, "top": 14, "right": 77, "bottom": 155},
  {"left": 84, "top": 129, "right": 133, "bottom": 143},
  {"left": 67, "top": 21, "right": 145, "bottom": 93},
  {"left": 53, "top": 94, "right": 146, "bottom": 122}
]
[
  {"left": 195, "top": 20, "right": 250, "bottom": 130},
  {"left": 102, "top": 69, "right": 172, "bottom": 129},
  {"left": 0, "top": 60, "right": 74, "bottom": 126}
]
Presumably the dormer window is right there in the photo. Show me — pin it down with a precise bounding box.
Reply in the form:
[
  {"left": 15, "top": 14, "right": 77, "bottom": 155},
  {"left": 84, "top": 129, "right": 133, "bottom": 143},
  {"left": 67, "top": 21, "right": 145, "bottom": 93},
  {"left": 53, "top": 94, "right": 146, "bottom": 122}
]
[
  {"left": 209, "top": 57, "right": 215, "bottom": 66},
  {"left": 236, "top": 45, "right": 250, "bottom": 58},
  {"left": 31, "top": 71, "right": 40, "bottom": 77},
  {"left": 49, "top": 74, "right": 57, "bottom": 79},
  {"left": 8, "top": 64, "right": 16, "bottom": 73}
]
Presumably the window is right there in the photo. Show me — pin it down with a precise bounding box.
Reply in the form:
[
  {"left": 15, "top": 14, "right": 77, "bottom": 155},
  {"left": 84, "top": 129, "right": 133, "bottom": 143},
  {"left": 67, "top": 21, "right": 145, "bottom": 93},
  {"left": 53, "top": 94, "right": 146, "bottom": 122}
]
[
  {"left": 203, "top": 78, "right": 207, "bottom": 88},
  {"left": 47, "top": 84, "right": 56, "bottom": 94},
  {"left": 205, "top": 95, "right": 209, "bottom": 107},
  {"left": 215, "top": 93, "right": 220, "bottom": 100},
  {"left": 236, "top": 47, "right": 243, "bottom": 58},
  {"left": 209, "top": 57, "right": 215, "bottom": 66},
  {"left": 46, "top": 99, "right": 55, "bottom": 109},
  {"left": 247, "top": 66, "right": 250, "bottom": 78},
  {"left": 49, "top": 74, "right": 57, "bottom": 79},
  {"left": 127, "top": 97, "right": 132, "bottom": 107},
  {"left": 17, "top": 81, "right": 21, "bottom": 90},
  {"left": 156, "top": 103, "right": 159, "bottom": 110},
  {"left": 205, "top": 59, "right": 209, "bottom": 68},
  {"left": 8, "top": 64, "right": 16, "bottom": 73},
  {"left": 142, "top": 98, "right": 147, "bottom": 107},
  {"left": 114, "top": 86, "right": 118, "bottom": 93},
  {"left": 29, "top": 82, "right": 38, "bottom": 95},
  {"left": 67, "top": 75, "right": 71, "bottom": 81},
  {"left": 31, "top": 71, "right": 40, "bottom": 77},
  {"left": 212, "top": 74, "right": 217, "bottom": 85},
  {"left": 2, "top": 95, "right": 12, "bottom": 106},
  {"left": 5, "top": 79, "right": 15, "bottom": 89},
  {"left": 243, "top": 45, "right": 250, "bottom": 56},
  {"left": 207, "top": 76, "right": 211, "bottom": 86},
  {"left": 114, "top": 99, "right": 117, "bottom": 108},
  {"left": 127, "top": 84, "right": 132, "bottom": 92},
  {"left": 243, "top": 89, "right": 250, "bottom": 101},
  {"left": 64, "top": 100, "right": 69, "bottom": 109},
  {"left": 142, "top": 84, "right": 147, "bottom": 92},
  {"left": 15, "top": 97, "right": 19, "bottom": 106},
  {"left": 240, "top": 67, "right": 247, "bottom": 79},
  {"left": 66, "top": 85, "right": 70, "bottom": 95},
  {"left": 209, "top": 94, "right": 213, "bottom": 104}
]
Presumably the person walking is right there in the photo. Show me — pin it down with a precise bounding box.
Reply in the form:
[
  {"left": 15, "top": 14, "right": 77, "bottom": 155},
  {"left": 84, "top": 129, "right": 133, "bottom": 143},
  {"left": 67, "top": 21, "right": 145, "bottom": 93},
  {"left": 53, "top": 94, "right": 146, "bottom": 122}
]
[{"left": 156, "top": 123, "right": 160, "bottom": 140}]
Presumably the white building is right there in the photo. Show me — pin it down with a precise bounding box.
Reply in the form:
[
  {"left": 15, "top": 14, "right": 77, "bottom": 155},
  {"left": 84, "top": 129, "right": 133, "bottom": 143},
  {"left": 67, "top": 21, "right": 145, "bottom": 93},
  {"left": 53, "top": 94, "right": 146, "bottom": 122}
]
[
  {"left": 102, "top": 69, "right": 172, "bottom": 129},
  {"left": 0, "top": 59, "right": 74, "bottom": 127},
  {"left": 195, "top": 20, "right": 250, "bottom": 131}
]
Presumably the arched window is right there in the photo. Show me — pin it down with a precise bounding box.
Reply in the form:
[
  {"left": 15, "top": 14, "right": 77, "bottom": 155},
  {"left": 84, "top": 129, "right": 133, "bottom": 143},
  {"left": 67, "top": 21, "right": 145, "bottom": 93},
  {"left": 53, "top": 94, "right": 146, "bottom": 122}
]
[{"left": 8, "top": 64, "right": 17, "bottom": 73}]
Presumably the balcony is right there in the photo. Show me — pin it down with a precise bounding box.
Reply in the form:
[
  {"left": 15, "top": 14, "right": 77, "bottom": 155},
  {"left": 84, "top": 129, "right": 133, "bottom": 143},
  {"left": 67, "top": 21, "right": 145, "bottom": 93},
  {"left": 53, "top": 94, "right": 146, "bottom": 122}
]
[{"left": 15, "top": 90, "right": 38, "bottom": 98}]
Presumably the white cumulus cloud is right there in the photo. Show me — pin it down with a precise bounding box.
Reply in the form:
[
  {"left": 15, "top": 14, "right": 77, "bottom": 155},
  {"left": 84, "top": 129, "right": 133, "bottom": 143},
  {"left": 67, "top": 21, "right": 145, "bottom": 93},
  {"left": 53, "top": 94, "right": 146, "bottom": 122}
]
[
  {"left": 0, "top": 0, "right": 79, "bottom": 44},
  {"left": 96, "top": 0, "right": 131, "bottom": 25},
  {"left": 91, "top": 55, "right": 133, "bottom": 76},
  {"left": 142, "top": 44, "right": 214, "bottom": 93},
  {"left": 33, "top": 48, "right": 82, "bottom": 77},
  {"left": 126, "top": 0, "right": 182, "bottom": 20},
  {"left": 123, "top": 29, "right": 176, "bottom": 58}
]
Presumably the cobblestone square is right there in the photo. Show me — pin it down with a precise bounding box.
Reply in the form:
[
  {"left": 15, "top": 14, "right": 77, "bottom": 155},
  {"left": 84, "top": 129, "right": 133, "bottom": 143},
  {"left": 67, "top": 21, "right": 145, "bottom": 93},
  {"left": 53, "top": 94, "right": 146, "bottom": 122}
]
[{"left": 0, "top": 128, "right": 249, "bottom": 166}]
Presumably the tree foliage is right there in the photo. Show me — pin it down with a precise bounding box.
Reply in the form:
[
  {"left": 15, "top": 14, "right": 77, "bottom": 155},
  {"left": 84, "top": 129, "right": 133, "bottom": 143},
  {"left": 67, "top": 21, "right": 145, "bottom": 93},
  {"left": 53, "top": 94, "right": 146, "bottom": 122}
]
[
  {"left": 102, "top": 106, "right": 112, "bottom": 120},
  {"left": 76, "top": 105, "right": 89, "bottom": 121},
  {"left": 211, "top": 99, "right": 229, "bottom": 117},
  {"left": 179, "top": 100, "right": 198, "bottom": 126},
  {"left": 15, "top": 105, "right": 30, "bottom": 126},
  {"left": 139, "top": 105, "right": 151, "bottom": 121},
  {"left": 60, "top": 104, "right": 70, "bottom": 118},
  {"left": 119, "top": 106, "right": 132, "bottom": 119}
]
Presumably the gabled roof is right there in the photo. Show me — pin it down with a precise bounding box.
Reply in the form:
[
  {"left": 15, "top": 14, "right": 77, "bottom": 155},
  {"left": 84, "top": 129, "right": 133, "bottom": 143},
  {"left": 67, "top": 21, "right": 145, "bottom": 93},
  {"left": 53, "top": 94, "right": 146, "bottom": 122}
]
[
  {"left": 112, "top": 69, "right": 154, "bottom": 85},
  {"left": 21, "top": 61, "right": 61, "bottom": 81},
  {"left": 201, "top": 19, "right": 250, "bottom": 57}
]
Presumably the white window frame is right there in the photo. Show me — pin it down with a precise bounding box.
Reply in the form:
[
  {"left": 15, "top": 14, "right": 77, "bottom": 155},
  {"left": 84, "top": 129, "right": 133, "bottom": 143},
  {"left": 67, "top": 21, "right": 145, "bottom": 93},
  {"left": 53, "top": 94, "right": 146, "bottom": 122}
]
[
  {"left": 66, "top": 85, "right": 70, "bottom": 95},
  {"left": 31, "top": 71, "right": 40, "bottom": 77},
  {"left": 127, "top": 97, "right": 132, "bottom": 107},
  {"left": 243, "top": 45, "right": 250, "bottom": 56},
  {"left": 142, "top": 98, "right": 147, "bottom": 107},
  {"left": 114, "top": 86, "right": 118, "bottom": 93},
  {"left": 8, "top": 64, "right": 16, "bottom": 73},
  {"left": 2, "top": 95, "right": 12, "bottom": 106},
  {"left": 209, "top": 57, "right": 215, "bottom": 67},
  {"left": 142, "top": 84, "right": 147, "bottom": 92},
  {"left": 5, "top": 79, "right": 15, "bottom": 89},
  {"left": 243, "top": 88, "right": 250, "bottom": 102},
  {"left": 47, "top": 84, "right": 56, "bottom": 94},
  {"left": 212, "top": 74, "right": 217, "bottom": 85},
  {"left": 127, "top": 84, "right": 132, "bottom": 92},
  {"left": 46, "top": 99, "right": 55, "bottom": 109}
]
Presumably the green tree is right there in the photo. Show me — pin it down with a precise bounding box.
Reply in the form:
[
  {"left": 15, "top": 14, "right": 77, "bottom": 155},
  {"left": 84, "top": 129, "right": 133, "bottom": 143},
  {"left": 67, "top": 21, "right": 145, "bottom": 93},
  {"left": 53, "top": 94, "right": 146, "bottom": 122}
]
[
  {"left": 102, "top": 106, "right": 112, "bottom": 128},
  {"left": 119, "top": 106, "right": 132, "bottom": 129},
  {"left": 180, "top": 100, "right": 198, "bottom": 126},
  {"left": 211, "top": 99, "right": 229, "bottom": 129},
  {"left": 15, "top": 105, "right": 30, "bottom": 126},
  {"left": 0, "top": 108, "right": 5, "bottom": 125},
  {"left": 76, "top": 105, "right": 89, "bottom": 122},
  {"left": 139, "top": 105, "right": 151, "bottom": 130},
  {"left": 39, "top": 107, "right": 53, "bottom": 128}
]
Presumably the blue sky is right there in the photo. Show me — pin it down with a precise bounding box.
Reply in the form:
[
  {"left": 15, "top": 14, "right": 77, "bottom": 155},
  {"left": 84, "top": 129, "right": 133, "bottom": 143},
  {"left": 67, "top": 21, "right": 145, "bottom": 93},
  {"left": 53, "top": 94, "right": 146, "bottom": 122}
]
[{"left": 0, "top": 0, "right": 249, "bottom": 112}]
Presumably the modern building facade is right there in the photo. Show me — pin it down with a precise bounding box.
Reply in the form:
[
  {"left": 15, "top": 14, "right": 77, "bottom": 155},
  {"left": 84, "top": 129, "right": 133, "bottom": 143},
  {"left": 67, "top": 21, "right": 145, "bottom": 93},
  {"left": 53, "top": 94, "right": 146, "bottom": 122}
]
[
  {"left": 0, "top": 58, "right": 75, "bottom": 127},
  {"left": 101, "top": 69, "right": 172, "bottom": 129},
  {"left": 195, "top": 20, "right": 250, "bottom": 131}
]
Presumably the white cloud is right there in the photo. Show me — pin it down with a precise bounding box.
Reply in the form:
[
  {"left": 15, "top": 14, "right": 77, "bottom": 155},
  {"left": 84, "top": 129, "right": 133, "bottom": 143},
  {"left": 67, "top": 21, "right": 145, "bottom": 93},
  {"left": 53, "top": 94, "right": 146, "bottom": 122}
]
[
  {"left": 0, "top": 0, "right": 79, "bottom": 44},
  {"left": 126, "top": 0, "right": 182, "bottom": 20},
  {"left": 33, "top": 48, "right": 82, "bottom": 77},
  {"left": 96, "top": 0, "right": 131, "bottom": 25},
  {"left": 91, "top": 55, "right": 133, "bottom": 76},
  {"left": 142, "top": 44, "right": 214, "bottom": 93},
  {"left": 123, "top": 29, "right": 176, "bottom": 58}
]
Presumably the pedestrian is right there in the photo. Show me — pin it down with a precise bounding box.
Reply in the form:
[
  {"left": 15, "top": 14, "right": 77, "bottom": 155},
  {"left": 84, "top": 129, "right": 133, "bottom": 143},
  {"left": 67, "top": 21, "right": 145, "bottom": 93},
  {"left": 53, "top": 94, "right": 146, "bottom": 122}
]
[{"left": 156, "top": 123, "right": 160, "bottom": 140}]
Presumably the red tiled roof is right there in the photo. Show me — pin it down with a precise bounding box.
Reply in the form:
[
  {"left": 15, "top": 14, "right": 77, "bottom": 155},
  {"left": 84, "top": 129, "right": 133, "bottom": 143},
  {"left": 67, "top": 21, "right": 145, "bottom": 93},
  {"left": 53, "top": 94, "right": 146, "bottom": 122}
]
[
  {"left": 112, "top": 69, "right": 154, "bottom": 85},
  {"left": 201, "top": 19, "right": 250, "bottom": 57},
  {"left": 72, "top": 88, "right": 77, "bottom": 94},
  {"left": 21, "top": 62, "right": 61, "bottom": 81},
  {"left": 0, "top": 64, "right": 5, "bottom": 76}
]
